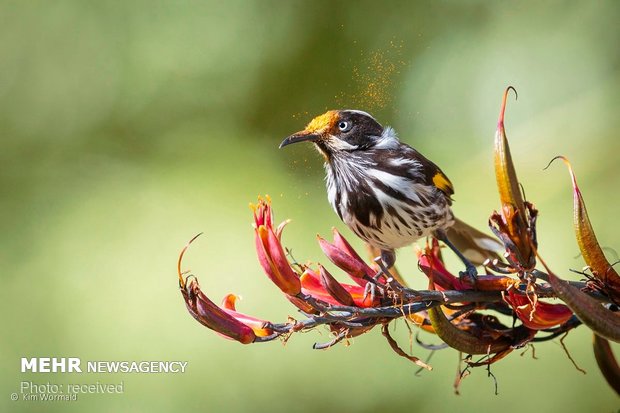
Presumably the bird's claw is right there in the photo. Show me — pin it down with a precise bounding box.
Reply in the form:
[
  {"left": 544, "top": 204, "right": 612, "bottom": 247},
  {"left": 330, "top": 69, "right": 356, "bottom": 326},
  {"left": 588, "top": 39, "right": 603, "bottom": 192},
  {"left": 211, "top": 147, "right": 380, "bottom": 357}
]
[
  {"left": 362, "top": 278, "right": 384, "bottom": 303},
  {"left": 363, "top": 282, "right": 375, "bottom": 302},
  {"left": 459, "top": 265, "right": 478, "bottom": 284}
]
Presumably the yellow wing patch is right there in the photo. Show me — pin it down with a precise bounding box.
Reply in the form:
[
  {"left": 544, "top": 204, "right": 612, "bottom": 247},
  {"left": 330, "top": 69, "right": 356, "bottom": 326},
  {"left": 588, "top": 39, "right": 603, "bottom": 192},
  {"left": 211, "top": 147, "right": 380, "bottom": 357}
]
[
  {"left": 432, "top": 171, "right": 454, "bottom": 195},
  {"left": 305, "top": 110, "right": 338, "bottom": 133}
]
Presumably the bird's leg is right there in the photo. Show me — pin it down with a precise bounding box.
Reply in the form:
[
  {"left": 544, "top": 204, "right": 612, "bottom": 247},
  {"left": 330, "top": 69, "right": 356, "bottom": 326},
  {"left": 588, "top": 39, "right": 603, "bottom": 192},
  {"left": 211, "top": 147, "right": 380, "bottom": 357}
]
[
  {"left": 433, "top": 230, "right": 478, "bottom": 282},
  {"left": 363, "top": 250, "right": 394, "bottom": 302},
  {"left": 377, "top": 250, "right": 396, "bottom": 281}
]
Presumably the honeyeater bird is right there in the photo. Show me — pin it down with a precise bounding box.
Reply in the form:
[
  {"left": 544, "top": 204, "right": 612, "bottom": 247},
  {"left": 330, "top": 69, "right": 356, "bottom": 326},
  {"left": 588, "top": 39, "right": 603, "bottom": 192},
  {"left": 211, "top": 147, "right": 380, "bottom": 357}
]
[{"left": 279, "top": 109, "right": 501, "bottom": 279}]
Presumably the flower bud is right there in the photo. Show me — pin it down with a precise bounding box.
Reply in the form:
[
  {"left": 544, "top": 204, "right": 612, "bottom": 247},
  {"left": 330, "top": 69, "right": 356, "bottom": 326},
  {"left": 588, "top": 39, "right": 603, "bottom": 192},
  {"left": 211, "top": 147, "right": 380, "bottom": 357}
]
[
  {"left": 317, "top": 235, "right": 369, "bottom": 282},
  {"left": 318, "top": 264, "right": 355, "bottom": 306},
  {"left": 332, "top": 228, "right": 375, "bottom": 277}
]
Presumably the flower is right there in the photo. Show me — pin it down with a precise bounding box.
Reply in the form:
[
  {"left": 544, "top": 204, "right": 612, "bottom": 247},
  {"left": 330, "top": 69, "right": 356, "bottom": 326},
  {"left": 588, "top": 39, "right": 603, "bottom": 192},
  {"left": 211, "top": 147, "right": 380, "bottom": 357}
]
[
  {"left": 417, "top": 240, "right": 468, "bottom": 291},
  {"left": 503, "top": 288, "right": 573, "bottom": 330},
  {"left": 220, "top": 294, "right": 273, "bottom": 337},
  {"left": 317, "top": 233, "right": 373, "bottom": 285},
  {"left": 300, "top": 267, "right": 378, "bottom": 308},
  {"left": 417, "top": 240, "right": 518, "bottom": 292},
  {"left": 252, "top": 196, "right": 301, "bottom": 296},
  {"left": 175, "top": 88, "right": 620, "bottom": 393},
  {"left": 177, "top": 234, "right": 272, "bottom": 344},
  {"left": 181, "top": 277, "right": 257, "bottom": 344}
]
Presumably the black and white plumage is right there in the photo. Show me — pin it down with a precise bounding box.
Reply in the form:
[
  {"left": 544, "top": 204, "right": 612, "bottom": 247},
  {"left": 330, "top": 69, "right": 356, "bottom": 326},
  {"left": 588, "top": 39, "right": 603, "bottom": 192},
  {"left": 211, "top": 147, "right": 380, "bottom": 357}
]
[{"left": 280, "top": 109, "right": 499, "bottom": 273}]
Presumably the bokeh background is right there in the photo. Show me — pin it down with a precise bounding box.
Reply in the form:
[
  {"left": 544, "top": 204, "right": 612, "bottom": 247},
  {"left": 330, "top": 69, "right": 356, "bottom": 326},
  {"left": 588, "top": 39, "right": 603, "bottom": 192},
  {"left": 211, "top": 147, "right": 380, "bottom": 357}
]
[{"left": 2, "top": 1, "right": 619, "bottom": 412}]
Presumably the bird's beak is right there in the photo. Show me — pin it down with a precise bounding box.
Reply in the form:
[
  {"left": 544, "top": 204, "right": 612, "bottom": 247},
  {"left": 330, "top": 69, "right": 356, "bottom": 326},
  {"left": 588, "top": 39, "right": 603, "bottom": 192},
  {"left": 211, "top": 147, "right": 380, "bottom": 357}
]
[{"left": 279, "top": 131, "right": 320, "bottom": 149}]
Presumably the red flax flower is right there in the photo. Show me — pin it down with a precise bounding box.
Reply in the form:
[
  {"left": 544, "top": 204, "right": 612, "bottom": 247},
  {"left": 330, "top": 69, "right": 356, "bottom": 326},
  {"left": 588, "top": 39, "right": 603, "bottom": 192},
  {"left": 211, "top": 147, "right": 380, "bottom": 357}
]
[
  {"left": 503, "top": 289, "right": 573, "bottom": 330},
  {"left": 177, "top": 88, "right": 620, "bottom": 395},
  {"left": 417, "top": 240, "right": 468, "bottom": 291},
  {"left": 251, "top": 196, "right": 301, "bottom": 296},
  {"left": 300, "top": 266, "right": 378, "bottom": 308},
  {"left": 418, "top": 240, "right": 537, "bottom": 362},
  {"left": 418, "top": 239, "right": 519, "bottom": 292},
  {"left": 177, "top": 234, "right": 273, "bottom": 344}
]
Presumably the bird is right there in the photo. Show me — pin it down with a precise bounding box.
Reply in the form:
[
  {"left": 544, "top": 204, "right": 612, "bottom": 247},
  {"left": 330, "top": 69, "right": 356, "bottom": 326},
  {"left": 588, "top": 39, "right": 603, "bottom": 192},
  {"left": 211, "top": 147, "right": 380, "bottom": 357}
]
[{"left": 279, "top": 109, "right": 501, "bottom": 281}]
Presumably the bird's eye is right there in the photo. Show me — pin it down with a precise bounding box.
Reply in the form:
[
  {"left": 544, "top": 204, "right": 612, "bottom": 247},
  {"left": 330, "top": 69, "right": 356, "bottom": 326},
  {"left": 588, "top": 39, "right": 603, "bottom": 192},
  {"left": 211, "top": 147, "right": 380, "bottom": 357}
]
[{"left": 338, "top": 121, "right": 351, "bottom": 132}]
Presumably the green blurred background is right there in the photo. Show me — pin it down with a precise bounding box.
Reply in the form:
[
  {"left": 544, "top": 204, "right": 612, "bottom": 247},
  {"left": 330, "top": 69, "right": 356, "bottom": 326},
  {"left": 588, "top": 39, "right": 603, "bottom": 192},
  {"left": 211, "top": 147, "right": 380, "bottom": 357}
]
[{"left": 2, "top": 1, "right": 619, "bottom": 412}]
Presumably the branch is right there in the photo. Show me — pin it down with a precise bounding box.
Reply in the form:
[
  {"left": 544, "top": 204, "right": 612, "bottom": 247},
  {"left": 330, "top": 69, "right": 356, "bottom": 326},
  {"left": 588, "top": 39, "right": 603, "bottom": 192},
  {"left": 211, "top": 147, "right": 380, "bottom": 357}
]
[{"left": 256, "top": 280, "right": 604, "bottom": 343}]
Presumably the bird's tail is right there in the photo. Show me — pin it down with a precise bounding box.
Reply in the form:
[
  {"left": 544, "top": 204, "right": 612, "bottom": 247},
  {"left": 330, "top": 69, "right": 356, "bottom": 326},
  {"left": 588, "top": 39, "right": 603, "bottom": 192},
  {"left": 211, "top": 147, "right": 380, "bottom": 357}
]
[{"left": 445, "top": 217, "right": 503, "bottom": 266}]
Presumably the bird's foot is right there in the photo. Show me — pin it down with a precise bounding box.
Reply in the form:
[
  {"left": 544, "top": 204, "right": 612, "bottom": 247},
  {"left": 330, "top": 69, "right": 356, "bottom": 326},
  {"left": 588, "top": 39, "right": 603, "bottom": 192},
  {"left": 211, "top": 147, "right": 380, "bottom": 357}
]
[
  {"left": 458, "top": 264, "right": 478, "bottom": 284},
  {"left": 362, "top": 278, "right": 385, "bottom": 303},
  {"left": 373, "top": 257, "right": 392, "bottom": 281},
  {"left": 363, "top": 263, "right": 388, "bottom": 303},
  {"left": 362, "top": 282, "right": 376, "bottom": 303},
  {"left": 434, "top": 229, "right": 478, "bottom": 285}
]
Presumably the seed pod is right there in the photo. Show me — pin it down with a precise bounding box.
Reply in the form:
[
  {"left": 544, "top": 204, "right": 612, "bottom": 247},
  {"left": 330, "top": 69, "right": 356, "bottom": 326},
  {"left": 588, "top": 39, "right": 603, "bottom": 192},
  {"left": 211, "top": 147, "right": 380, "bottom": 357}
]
[
  {"left": 593, "top": 334, "right": 620, "bottom": 395},
  {"left": 492, "top": 86, "right": 536, "bottom": 270},
  {"left": 554, "top": 156, "right": 620, "bottom": 297},
  {"left": 428, "top": 304, "right": 513, "bottom": 355},
  {"left": 545, "top": 267, "right": 620, "bottom": 343}
]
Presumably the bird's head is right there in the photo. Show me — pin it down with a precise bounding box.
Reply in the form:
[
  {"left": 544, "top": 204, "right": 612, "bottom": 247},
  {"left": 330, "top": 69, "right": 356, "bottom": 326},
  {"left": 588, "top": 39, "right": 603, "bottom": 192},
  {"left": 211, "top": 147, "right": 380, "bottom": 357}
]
[{"left": 280, "top": 110, "right": 397, "bottom": 159}]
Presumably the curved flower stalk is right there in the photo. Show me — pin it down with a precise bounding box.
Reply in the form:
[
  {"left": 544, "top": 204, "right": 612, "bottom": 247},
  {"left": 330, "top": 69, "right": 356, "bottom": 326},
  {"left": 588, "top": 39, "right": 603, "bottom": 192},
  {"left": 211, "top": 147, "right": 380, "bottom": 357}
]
[{"left": 177, "top": 88, "right": 619, "bottom": 393}]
